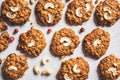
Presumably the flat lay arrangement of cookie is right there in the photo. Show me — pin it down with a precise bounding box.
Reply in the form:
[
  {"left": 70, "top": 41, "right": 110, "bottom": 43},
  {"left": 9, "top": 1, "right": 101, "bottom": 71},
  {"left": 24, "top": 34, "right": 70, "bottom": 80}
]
[{"left": 0, "top": 0, "right": 120, "bottom": 80}]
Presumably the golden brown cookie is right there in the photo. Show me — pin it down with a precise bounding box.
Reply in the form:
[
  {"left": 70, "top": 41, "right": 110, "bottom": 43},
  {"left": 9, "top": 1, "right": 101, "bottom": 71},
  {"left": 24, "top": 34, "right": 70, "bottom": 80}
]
[
  {"left": 17, "top": 27, "right": 47, "bottom": 57},
  {"left": 0, "top": 21, "right": 7, "bottom": 32},
  {"left": 0, "top": 31, "right": 10, "bottom": 52},
  {"left": 50, "top": 28, "right": 80, "bottom": 57},
  {"left": 66, "top": 0, "right": 94, "bottom": 25},
  {"left": 2, "top": 53, "right": 28, "bottom": 80},
  {"left": 95, "top": 0, "right": 120, "bottom": 27},
  {"left": 35, "top": 0, "right": 64, "bottom": 26},
  {"left": 57, "top": 57, "right": 89, "bottom": 80},
  {"left": 83, "top": 28, "right": 110, "bottom": 59},
  {"left": 1, "top": 0, "right": 31, "bottom": 25},
  {"left": 98, "top": 54, "right": 120, "bottom": 80}
]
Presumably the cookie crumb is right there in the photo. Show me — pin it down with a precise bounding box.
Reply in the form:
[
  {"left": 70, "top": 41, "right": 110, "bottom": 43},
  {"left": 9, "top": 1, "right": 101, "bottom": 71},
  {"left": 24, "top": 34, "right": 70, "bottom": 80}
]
[
  {"left": 0, "top": 58, "right": 2, "bottom": 64},
  {"left": 95, "top": 0, "right": 98, "bottom": 4}
]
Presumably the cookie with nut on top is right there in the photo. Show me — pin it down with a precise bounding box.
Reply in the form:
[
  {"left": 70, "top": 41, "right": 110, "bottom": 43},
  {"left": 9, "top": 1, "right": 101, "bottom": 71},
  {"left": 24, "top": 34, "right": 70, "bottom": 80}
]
[
  {"left": 0, "top": 31, "right": 10, "bottom": 52},
  {"left": 2, "top": 53, "right": 28, "bottom": 80},
  {"left": 66, "top": 0, "right": 94, "bottom": 25},
  {"left": 35, "top": 0, "right": 64, "bottom": 26},
  {"left": 57, "top": 57, "right": 89, "bottom": 80},
  {"left": 50, "top": 28, "right": 80, "bottom": 58},
  {"left": 17, "top": 27, "right": 47, "bottom": 57},
  {"left": 83, "top": 28, "right": 110, "bottom": 59},
  {"left": 95, "top": 0, "right": 120, "bottom": 27},
  {"left": 1, "top": 0, "right": 31, "bottom": 25},
  {"left": 98, "top": 54, "right": 120, "bottom": 80}
]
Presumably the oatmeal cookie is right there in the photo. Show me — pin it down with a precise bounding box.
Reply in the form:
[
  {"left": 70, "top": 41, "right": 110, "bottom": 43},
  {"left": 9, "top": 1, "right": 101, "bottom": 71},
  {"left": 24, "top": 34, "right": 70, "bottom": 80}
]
[
  {"left": 57, "top": 57, "right": 89, "bottom": 80},
  {"left": 1, "top": 0, "right": 31, "bottom": 25},
  {"left": 98, "top": 54, "right": 120, "bottom": 80},
  {"left": 0, "top": 31, "right": 10, "bottom": 52},
  {"left": 66, "top": 0, "right": 94, "bottom": 25},
  {"left": 35, "top": 0, "right": 64, "bottom": 26},
  {"left": 95, "top": 0, "right": 120, "bottom": 27},
  {"left": 0, "top": 21, "right": 7, "bottom": 32},
  {"left": 83, "top": 28, "right": 110, "bottom": 59},
  {"left": 50, "top": 28, "right": 80, "bottom": 57},
  {"left": 2, "top": 53, "right": 28, "bottom": 80},
  {"left": 17, "top": 27, "right": 47, "bottom": 57}
]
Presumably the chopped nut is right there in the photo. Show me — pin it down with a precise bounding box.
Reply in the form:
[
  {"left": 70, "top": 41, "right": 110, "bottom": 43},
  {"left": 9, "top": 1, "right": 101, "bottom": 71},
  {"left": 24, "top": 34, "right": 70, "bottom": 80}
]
[
  {"left": 108, "top": 67, "right": 117, "bottom": 76},
  {"left": 103, "top": 7, "right": 112, "bottom": 14},
  {"left": 6, "top": 12, "right": 16, "bottom": 19},
  {"left": 8, "top": 66, "right": 18, "bottom": 71},
  {"left": 64, "top": 74, "right": 71, "bottom": 80},
  {"left": 33, "top": 64, "right": 41, "bottom": 75},
  {"left": 75, "top": 7, "right": 82, "bottom": 18},
  {"left": 44, "top": 3, "right": 54, "bottom": 9},
  {"left": 30, "top": 0, "right": 35, "bottom": 5},
  {"left": 104, "top": 13, "right": 113, "bottom": 20},
  {"left": 72, "top": 64, "right": 80, "bottom": 73},
  {"left": 41, "top": 56, "right": 50, "bottom": 65},
  {"left": 9, "top": 6, "right": 19, "bottom": 12},
  {"left": 86, "top": 3, "right": 91, "bottom": 11},
  {"left": 47, "top": 13, "right": 53, "bottom": 23},
  {"left": 113, "top": 63, "right": 118, "bottom": 67},
  {"left": 41, "top": 68, "right": 52, "bottom": 76},
  {"left": 60, "top": 37, "right": 71, "bottom": 47},
  {"left": 27, "top": 40, "right": 35, "bottom": 47},
  {"left": 93, "top": 39, "right": 101, "bottom": 47}
]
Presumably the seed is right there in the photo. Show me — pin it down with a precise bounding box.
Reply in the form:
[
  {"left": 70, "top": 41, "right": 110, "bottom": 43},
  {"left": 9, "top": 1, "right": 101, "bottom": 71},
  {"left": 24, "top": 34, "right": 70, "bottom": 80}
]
[
  {"left": 47, "top": 28, "right": 52, "bottom": 34},
  {"left": 80, "top": 28, "right": 85, "bottom": 33},
  {"left": 10, "top": 36, "right": 15, "bottom": 42},
  {"left": 13, "top": 28, "right": 19, "bottom": 34}
]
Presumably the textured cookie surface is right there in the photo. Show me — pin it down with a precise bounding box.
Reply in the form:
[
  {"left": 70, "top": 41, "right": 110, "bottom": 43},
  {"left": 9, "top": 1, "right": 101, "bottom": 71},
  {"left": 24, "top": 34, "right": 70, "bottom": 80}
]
[
  {"left": 50, "top": 28, "right": 80, "bottom": 57},
  {"left": 1, "top": 0, "right": 31, "bottom": 25},
  {"left": 98, "top": 55, "right": 120, "bottom": 80},
  {"left": 0, "top": 22, "right": 7, "bottom": 32},
  {"left": 0, "top": 31, "right": 10, "bottom": 52},
  {"left": 17, "top": 27, "right": 46, "bottom": 57},
  {"left": 83, "top": 28, "right": 110, "bottom": 59},
  {"left": 57, "top": 57, "right": 89, "bottom": 80},
  {"left": 95, "top": 0, "right": 120, "bottom": 27},
  {"left": 35, "top": 0, "right": 64, "bottom": 26},
  {"left": 66, "top": 0, "right": 94, "bottom": 25},
  {"left": 2, "top": 53, "right": 28, "bottom": 80}
]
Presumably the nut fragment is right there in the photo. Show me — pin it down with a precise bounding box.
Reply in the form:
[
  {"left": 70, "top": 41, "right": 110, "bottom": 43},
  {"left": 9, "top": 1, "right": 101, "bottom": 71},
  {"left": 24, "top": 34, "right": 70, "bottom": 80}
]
[
  {"left": 104, "top": 13, "right": 113, "bottom": 20},
  {"left": 41, "top": 68, "right": 52, "bottom": 76},
  {"left": 33, "top": 64, "right": 41, "bottom": 75},
  {"left": 6, "top": 12, "right": 16, "bottom": 19},
  {"left": 103, "top": 7, "right": 112, "bottom": 14},
  {"left": 8, "top": 66, "right": 18, "bottom": 71},
  {"left": 86, "top": 3, "right": 91, "bottom": 11},
  {"left": 64, "top": 74, "right": 71, "bottom": 80},
  {"left": 41, "top": 56, "right": 50, "bottom": 65},
  {"left": 27, "top": 40, "right": 35, "bottom": 47},
  {"left": 75, "top": 7, "right": 82, "bottom": 18},
  {"left": 113, "top": 63, "right": 118, "bottom": 67},
  {"left": 108, "top": 67, "right": 117, "bottom": 76},
  {"left": 47, "top": 13, "right": 53, "bottom": 23},
  {"left": 72, "top": 64, "right": 80, "bottom": 73},
  {"left": 44, "top": 3, "right": 54, "bottom": 9},
  {"left": 93, "top": 39, "right": 101, "bottom": 47},
  {"left": 9, "top": 6, "right": 19, "bottom": 12},
  {"left": 60, "top": 37, "right": 71, "bottom": 47},
  {"left": 29, "top": 0, "right": 35, "bottom": 4}
]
